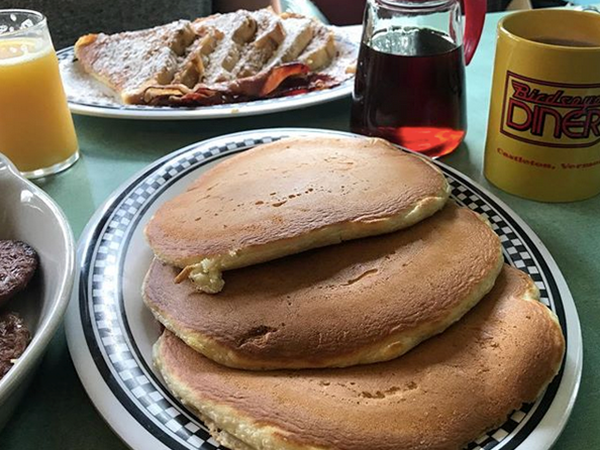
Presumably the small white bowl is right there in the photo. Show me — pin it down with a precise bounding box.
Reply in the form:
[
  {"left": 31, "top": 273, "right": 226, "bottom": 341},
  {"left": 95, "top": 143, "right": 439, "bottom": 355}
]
[{"left": 0, "top": 154, "right": 75, "bottom": 430}]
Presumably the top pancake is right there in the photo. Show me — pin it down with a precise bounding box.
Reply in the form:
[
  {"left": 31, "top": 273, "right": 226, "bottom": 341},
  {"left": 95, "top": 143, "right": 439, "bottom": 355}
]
[
  {"left": 154, "top": 266, "right": 566, "bottom": 450},
  {"left": 144, "top": 203, "right": 503, "bottom": 370},
  {"left": 145, "top": 136, "right": 450, "bottom": 293}
]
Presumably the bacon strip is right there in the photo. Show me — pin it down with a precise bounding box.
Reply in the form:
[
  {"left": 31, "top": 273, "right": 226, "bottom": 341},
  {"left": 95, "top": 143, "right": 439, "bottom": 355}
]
[
  {"left": 181, "top": 62, "right": 309, "bottom": 102},
  {"left": 143, "top": 62, "right": 344, "bottom": 107}
]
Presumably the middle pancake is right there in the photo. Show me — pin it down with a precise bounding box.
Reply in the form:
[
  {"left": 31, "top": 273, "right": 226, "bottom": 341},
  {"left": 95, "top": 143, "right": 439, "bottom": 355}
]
[{"left": 143, "top": 204, "right": 504, "bottom": 370}]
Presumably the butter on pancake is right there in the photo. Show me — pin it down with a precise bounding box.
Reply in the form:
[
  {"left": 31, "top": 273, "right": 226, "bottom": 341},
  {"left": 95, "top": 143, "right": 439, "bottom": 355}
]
[
  {"left": 144, "top": 136, "right": 450, "bottom": 293},
  {"left": 154, "top": 266, "right": 565, "bottom": 450},
  {"left": 144, "top": 204, "right": 504, "bottom": 370}
]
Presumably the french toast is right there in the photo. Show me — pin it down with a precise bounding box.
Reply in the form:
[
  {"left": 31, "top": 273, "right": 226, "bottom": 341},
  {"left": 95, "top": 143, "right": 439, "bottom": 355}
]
[
  {"left": 298, "top": 22, "right": 336, "bottom": 70},
  {"left": 171, "top": 28, "right": 223, "bottom": 88},
  {"left": 74, "top": 20, "right": 196, "bottom": 104},
  {"left": 192, "top": 10, "right": 259, "bottom": 84},
  {"left": 266, "top": 13, "right": 315, "bottom": 69},
  {"left": 231, "top": 9, "right": 286, "bottom": 78},
  {"left": 74, "top": 9, "right": 352, "bottom": 106}
]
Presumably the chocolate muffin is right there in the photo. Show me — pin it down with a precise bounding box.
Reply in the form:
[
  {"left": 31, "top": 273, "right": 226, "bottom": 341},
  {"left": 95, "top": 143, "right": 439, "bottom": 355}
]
[{"left": 0, "top": 240, "right": 39, "bottom": 307}]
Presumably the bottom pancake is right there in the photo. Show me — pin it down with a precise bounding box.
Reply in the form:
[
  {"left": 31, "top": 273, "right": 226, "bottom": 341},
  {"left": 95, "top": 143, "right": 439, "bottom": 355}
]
[{"left": 154, "top": 266, "right": 565, "bottom": 450}]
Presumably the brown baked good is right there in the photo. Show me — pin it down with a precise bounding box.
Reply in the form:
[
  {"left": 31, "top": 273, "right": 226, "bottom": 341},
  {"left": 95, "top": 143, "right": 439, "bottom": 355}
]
[
  {"left": 145, "top": 136, "right": 450, "bottom": 293},
  {"left": 144, "top": 203, "right": 503, "bottom": 370},
  {"left": 0, "top": 240, "right": 38, "bottom": 307},
  {"left": 74, "top": 9, "right": 350, "bottom": 106},
  {"left": 74, "top": 21, "right": 197, "bottom": 104},
  {"left": 154, "top": 265, "right": 566, "bottom": 450},
  {"left": 0, "top": 312, "right": 31, "bottom": 380}
]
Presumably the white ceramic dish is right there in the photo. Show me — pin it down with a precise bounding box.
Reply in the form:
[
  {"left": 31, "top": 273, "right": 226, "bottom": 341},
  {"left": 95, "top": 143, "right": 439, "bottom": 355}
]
[
  {"left": 0, "top": 154, "right": 75, "bottom": 430},
  {"left": 58, "top": 30, "right": 358, "bottom": 121},
  {"left": 66, "top": 128, "right": 582, "bottom": 450}
]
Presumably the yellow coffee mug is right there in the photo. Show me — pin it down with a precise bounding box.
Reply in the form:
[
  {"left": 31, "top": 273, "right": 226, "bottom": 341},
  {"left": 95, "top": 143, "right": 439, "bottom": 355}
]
[{"left": 484, "top": 9, "right": 600, "bottom": 202}]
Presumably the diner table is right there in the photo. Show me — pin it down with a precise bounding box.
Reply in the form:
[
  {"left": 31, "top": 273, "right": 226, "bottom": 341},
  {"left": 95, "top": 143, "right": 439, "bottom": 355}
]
[{"left": 0, "top": 8, "right": 598, "bottom": 450}]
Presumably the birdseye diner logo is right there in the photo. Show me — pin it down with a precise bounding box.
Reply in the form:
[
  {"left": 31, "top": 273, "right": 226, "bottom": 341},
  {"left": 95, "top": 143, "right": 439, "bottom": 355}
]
[{"left": 500, "top": 71, "right": 600, "bottom": 148}]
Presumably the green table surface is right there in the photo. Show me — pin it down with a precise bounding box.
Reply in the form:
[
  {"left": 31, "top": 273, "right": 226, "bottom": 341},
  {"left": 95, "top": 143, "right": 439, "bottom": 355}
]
[{"left": 1, "top": 9, "right": 598, "bottom": 450}]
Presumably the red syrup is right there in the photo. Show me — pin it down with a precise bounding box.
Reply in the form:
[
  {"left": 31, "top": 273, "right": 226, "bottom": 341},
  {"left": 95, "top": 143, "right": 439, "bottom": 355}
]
[{"left": 351, "top": 27, "right": 467, "bottom": 158}]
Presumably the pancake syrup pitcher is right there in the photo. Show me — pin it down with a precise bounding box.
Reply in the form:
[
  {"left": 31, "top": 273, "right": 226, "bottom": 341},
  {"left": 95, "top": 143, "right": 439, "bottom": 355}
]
[{"left": 351, "top": 0, "right": 485, "bottom": 157}]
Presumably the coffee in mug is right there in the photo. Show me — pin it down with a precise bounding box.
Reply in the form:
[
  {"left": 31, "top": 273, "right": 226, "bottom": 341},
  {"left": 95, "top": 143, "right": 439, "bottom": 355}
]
[{"left": 484, "top": 10, "right": 600, "bottom": 202}]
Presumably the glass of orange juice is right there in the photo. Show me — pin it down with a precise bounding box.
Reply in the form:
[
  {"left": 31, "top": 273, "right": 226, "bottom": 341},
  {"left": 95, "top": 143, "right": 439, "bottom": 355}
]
[{"left": 0, "top": 10, "right": 78, "bottom": 178}]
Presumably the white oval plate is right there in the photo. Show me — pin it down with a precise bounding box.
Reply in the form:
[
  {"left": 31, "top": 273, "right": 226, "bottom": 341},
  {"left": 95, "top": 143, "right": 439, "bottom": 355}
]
[
  {"left": 65, "top": 128, "right": 582, "bottom": 450},
  {"left": 57, "top": 33, "right": 357, "bottom": 121}
]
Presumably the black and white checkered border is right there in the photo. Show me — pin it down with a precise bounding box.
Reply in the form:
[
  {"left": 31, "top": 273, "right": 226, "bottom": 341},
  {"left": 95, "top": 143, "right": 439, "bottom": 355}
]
[
  {"left": 57, "top": 44, "right": 353, "bottom": 112},
  {"left": 465, "top": 406, "right": 534, "bottom": 450},
  {"left": 89, "top": 137, "right": 273, "bottom": 449},
  {"left": 450, "top": 178, "right": 551, "bottom": 308},
  {"left": 86, "top": 133, "right": 559, "bottom": 450}
]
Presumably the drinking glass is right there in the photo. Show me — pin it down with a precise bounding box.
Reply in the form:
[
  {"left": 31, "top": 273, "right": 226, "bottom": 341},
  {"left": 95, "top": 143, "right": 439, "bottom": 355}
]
[{"left": 0, "top": 10, "right": 79, "bottom": 178}]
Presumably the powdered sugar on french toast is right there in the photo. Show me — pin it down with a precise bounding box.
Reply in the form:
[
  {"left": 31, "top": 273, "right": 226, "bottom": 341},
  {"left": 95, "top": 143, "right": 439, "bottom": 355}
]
[
  {"left": 74, "top": 20, "right": 195, "bottom": 103},
  {"left": 60, "top": 12, "right": 358, "bottom": 108}
]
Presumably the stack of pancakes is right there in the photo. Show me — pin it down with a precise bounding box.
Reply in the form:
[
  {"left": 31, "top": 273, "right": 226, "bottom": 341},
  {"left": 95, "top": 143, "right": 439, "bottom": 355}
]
[{"left": 143, "top": 136, "right": 565, "bottom": 450}]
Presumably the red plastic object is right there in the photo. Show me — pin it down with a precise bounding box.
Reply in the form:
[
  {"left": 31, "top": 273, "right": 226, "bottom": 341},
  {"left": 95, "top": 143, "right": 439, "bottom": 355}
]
[{"left": 463, "top": 0, "right": 486, "bottom": 64}]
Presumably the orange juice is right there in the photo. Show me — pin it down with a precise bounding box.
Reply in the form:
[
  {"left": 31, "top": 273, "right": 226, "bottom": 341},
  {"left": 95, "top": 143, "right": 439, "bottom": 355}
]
[{"left": 0, "top": 37, "right": 78, "bottom": 175}]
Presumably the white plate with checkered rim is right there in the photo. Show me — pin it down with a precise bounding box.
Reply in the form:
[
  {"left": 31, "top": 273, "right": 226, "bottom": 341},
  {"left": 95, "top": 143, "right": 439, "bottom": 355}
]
[
  {"left": 65, "top": 128, "right": 582, "bottom": 450},
  {"left": 57, "top": 31, "right": 357, "bottom": 120}
]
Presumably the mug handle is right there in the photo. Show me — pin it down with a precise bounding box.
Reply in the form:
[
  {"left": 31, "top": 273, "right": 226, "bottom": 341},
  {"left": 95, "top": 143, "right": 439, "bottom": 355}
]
[{"left": 463, "top": 0, "right": 486, "bottom": 65}]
